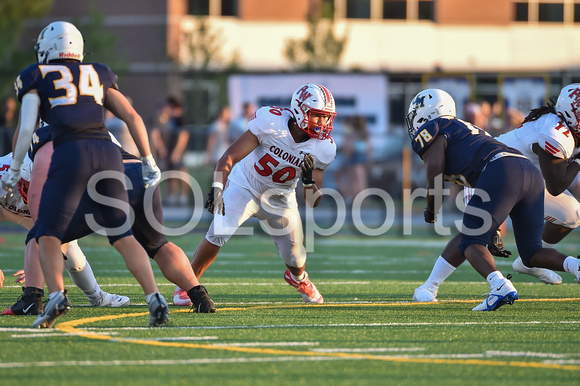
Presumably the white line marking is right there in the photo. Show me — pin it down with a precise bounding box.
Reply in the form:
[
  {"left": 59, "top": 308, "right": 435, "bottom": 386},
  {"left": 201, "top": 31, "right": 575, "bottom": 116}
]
[
  {"left": 0, "top": 356, "right": 355, "bottom": 369},
  {"left": 209, "top": 341, "right": 319, "bottom": 347},
  {"left": 311, "top": 347, "right": 424, "bottom": 353}
]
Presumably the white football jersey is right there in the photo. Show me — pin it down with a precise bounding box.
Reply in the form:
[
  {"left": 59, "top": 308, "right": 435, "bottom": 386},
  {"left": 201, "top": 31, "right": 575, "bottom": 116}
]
[
  {"left": 0, "top": 153, "right": 33, "bottom": 217},
  {"left": 496, "top": 113, "right": 577, "bottom": 168},
  {"left": 228, "top": 106, "right": 336, "bottom": 204}
]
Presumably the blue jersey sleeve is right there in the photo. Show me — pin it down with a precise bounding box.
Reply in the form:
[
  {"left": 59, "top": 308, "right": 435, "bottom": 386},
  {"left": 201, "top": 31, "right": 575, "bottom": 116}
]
[
  {"left": 411, "top": 120, "right": 440, "bottom": 158},
  {"left": 14, "top": 64, "right": 42, "bottom": 102}
]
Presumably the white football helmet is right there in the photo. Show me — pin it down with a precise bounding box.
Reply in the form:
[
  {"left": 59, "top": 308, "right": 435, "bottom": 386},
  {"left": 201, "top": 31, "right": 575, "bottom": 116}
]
[
  {"left": 35, "top": 21, "right": 84, "bottom": 64},
  {"left": 406, "top": 89, "right": 456, "bottom": 138},
  {"left": 555, "top": 83, "right": 580, "bottom": 137},
  {"left": 290, "top": 83, "right": 336, "bottom": 140}
]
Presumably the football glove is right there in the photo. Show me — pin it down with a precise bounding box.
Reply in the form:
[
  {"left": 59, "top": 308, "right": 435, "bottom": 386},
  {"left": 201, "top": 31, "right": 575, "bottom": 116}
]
[
  {"left": 141, "top": 154, "right": 161, "bottom": 188},
  {"left": 301, "top": 153, "right": 315, "bottom": 187},
  {"left": 487, "top": 229, "right": 512, "bottom": 258},
  {"left": 424, "top": 207, "right": 436, "bottom": 223},
  {"left": 205, "top": 186, "right": 225, "bottom": 215},
  {"left": 0, "top": 167, "right": 21, "bottom": 199}
]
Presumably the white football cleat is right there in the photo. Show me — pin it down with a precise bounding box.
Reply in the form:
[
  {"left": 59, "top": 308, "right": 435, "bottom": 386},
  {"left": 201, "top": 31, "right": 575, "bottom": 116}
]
[
  {"left": 512, "top": 257, "right": 562, "bottom": 285},
  {"left": 472, "top": 277, "right": 518, "bottom": 311},
  {"left": 173, "top": 287, "right": 193, "bottom": 307},
  {"left": 413, "top": 282, "right": 439, "bottom": 302},
  {"left": 90, "top": 291, "right": 130, "bottom": 307}
]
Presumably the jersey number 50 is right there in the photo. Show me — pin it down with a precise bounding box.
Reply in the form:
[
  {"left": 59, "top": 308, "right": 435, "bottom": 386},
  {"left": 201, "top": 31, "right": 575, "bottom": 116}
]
[
  {"left": 40, "top": 65, "right": 104, "bottom": 107},
  {"left": 254, "top": 154, "right": 296, "bottom": 183}
]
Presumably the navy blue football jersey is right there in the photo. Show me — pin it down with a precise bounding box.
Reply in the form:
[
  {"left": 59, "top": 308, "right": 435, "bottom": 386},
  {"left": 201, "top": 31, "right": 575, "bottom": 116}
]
[
  {"left": 411, "top": 117, "right": 521, "bottom": 187},
  {"left": 14, "top": 62, "right": 117, "bottom": 146}
]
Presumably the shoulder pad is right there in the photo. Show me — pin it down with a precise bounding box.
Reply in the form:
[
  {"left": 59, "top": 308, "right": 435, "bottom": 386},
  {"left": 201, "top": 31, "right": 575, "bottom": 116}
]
[
  {"left": 536, "top": 115, "right": 575, "bottom": 159},
  {"left": 14, "top": 64, "right": 40, "bottom": 102},
  {"left": 411, "top": 120, "right": 440, "bottom": 158},
  {"left": 313, "top": 137, "right": 337, "bottom": 169}
]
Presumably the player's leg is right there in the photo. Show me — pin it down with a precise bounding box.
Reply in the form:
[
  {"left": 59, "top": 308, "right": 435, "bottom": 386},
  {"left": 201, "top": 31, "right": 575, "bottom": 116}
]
[
  {"left": 264, "top": 207, "right": 323, "bottom": 304},
  {"left": 413, "top": 233, "right": 464, "bottom": 302},
  {"left": 63, "top": 240, "right": 130, "bottom": 307},
  {"left": 2, "top": 236, "right": 45, "bottom": 316},
  {"left": 460, "top": 159, "right": 522, "bottom": 311},
  {"left": 191, "top": 183, "right": 257, "bottom": 277},
  {"left": 512, "top": 190, "right": 578, "bottom": 283}
]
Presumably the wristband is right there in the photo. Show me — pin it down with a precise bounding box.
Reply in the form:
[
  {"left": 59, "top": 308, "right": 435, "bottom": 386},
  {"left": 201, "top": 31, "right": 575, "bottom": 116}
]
[
  {"left": 212, "top": 181, "right": 224, "bottom": 190},
  {"left": 574, "top": 158, "right": 580, "bottom": 167},
  {"left": 303, "top": 183, "right": 314, "bottom": 188}
]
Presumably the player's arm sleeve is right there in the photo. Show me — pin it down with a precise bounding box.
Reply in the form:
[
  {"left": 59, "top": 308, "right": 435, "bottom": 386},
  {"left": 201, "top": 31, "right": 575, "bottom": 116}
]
[
  {"left": 314, "top": 139, "right": 337, "bottom": 170},
  {"left": 12, "top": 92, "right": 40, "bottom": 170},
  {"left": 411, "top": 121, "right": 440, "bottom": 158},
  {"left": 536, "top": 124, "right": 574, "bottom": 160},
  {"left": 247, "top": 107, "right": 271, "bottom": 143}
]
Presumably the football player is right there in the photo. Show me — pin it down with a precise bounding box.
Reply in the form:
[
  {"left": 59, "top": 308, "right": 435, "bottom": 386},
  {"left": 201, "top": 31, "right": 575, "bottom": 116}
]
[
  {"left": 2, "top": 21, "right": 167, "bottom": 328},
  {"left": 19, "top": 123, "right": 216, "bottom": 314},
  {"left": 173, "top": 83, "right": 336, "bottom": 305},
  {"left": 0, "top": 150, "right": 131, "bottom": 315},
  {"left": 414, "top": 85, "right": 580, "bottom": 302},
  {"left": 407, "top": 89, "right": 580, "bottom": 311}
]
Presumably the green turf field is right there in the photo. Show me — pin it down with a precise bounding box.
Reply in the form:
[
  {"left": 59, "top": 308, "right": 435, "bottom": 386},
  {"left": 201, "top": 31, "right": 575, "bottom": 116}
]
[{"left": 0, "top": 228, "right": 579, "bottom": 385}]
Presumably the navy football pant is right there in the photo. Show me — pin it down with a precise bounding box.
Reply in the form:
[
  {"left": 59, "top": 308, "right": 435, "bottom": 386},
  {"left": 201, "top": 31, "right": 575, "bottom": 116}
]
[
  {"left": 459, "top": 156, "right": 544, "bottom": 264},
  {"left": 35, "top": 139, "right": 133, "bottom": 244},
  {"left": 28, "top": 162, "right": 167, "bottom": 258}
]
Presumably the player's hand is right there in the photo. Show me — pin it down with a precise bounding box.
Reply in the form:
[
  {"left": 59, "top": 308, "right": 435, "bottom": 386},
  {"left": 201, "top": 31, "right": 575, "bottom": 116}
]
[
  {"left": 141, "top": 154, "right": 161, "bottom": 188},
  {"left": 487, "top": 229, "right": 512, "bottom": 258},
  {"left": 0, "top": 167, "right": 21, "bottom": 198},
  {"left": 205, "top": 186, "right": 225, "bottom": 215},
  {"left": 424, "top": 207, "right": 436, "bottom": 223},
  {"left": 13, "top": 270, "right": 25, "bottom": 284},
  {"left": 0, "top": 268, "right": 4, "bottom": 288},
  {"left": 301, "top": 153, "right": 315, "bottom": 186}
]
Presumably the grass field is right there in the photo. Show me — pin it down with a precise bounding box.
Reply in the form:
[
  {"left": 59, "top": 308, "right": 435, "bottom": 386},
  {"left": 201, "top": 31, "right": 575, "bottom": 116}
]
[{"left": 0, "top": 226, "right": 579, "bottom": 385}]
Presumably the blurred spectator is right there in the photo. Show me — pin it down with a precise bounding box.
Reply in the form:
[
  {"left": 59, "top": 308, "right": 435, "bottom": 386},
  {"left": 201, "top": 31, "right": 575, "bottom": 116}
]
[
  {"left": 0, "top": 97, "right": 17, "bottom": 154},
  {"left": 463, "top": 101, "right": 489, "bottom": 130},
  {"left": 150, "top": 96, "right": 190, "bottom": 206},
  {"left": 335, "top": 115, "right": 371, "bottom": 205},
  {"left": 230, "top": 102, "right": 256, "bottom": 141},
  {"left": 206, "top": 105, "right": 232, "bottom": 165},
  {"left": 105, "top": 96, "right": 140, "bottom": 157}
]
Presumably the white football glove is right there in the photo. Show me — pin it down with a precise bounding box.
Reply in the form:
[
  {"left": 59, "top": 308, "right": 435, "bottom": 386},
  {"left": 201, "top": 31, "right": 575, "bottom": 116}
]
[
  {"left": 0, "top": 167, "right": 21, "bottom": 199},
  {"left": 141, "top": 154, "right": 161, "bottom": 188}
]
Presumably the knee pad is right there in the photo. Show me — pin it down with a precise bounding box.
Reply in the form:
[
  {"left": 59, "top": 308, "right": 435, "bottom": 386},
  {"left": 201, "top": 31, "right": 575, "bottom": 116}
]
[
  {"left": 278, "top": 242, "right": 306, "bottom": 269},
  {"left": 205, "top": 233, "right": 228, "bottom": 247},
  {"left": 63, "top": 240, "right": 87, "bottom": 272}
]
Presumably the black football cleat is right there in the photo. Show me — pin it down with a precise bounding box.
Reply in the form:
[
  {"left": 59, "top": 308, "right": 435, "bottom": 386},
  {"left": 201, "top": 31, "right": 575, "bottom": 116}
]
[
  {"left": 188, "top": 285, "right": 216, "bottom": 313},
  {"left": 2, "top": 287, "right": 44, "bottom": 315}
]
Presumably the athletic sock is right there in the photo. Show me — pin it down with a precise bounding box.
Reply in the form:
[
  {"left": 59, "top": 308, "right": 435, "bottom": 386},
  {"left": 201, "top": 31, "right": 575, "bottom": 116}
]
[{"left": 424, "top": 256, "right": 456, "bottom": 287}]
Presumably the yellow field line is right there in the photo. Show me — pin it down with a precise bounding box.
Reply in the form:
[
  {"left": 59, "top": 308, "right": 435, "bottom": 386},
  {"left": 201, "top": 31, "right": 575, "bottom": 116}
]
[{"left": 55, "top": 300, "right": 580, "bottom": 372}]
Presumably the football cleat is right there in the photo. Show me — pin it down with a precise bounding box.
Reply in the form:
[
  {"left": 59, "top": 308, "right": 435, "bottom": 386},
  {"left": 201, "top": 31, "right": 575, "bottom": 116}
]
[
  {"left": 173, "top": 287, "right": 193, "bottom": 307},
  {"left": 413, "top": 282, "right": 439, "bottom": 302},
  {"left": 512, "top": 257, "right": 562, "bottom": 285},
  {"left": 472, "top": 277, "right": 518, "bottom": 311},
  {"left": 90, "top": 291, "right": 131, "bottom": 307},
  {"left": 2, "top": 287, "right": 44, "bottom": 315},
  {"left": 189, "top": 285, "right": 217, "bottom": 313},
  {"left": 147, "top": 292, "right": 169, "bottom": 327},
  {"left": 31, "top": 290, "right": 70, "bottom": 328},
  {"left": 284, "top": 269, "right": 324, "bottom": 304}
]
